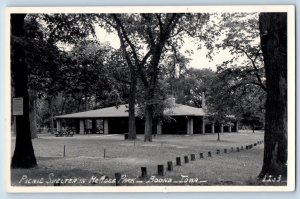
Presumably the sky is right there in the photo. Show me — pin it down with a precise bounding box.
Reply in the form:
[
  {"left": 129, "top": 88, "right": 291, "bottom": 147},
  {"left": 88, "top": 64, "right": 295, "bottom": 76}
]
[
  {"left": 94, "top": 23, "right": 234, "bottom": 71},
  {"left": 56, "top": 13, "right": 260, "bottom": 71}
]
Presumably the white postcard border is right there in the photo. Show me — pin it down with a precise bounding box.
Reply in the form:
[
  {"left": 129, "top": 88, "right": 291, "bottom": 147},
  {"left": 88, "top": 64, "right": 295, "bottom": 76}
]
[{"left": 5, "top": 5, "right": 295, "bottom": 193}]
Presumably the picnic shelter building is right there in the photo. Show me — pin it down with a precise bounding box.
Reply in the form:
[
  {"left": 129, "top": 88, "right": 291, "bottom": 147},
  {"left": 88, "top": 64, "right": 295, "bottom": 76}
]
[{"left": 55, "top": 104, "right": 238, "bottom": 135}]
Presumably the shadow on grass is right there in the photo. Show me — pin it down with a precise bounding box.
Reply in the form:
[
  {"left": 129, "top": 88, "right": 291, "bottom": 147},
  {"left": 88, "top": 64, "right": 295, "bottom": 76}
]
[{"left": 36, "top": 156, "right": 64, "bottom": 161}]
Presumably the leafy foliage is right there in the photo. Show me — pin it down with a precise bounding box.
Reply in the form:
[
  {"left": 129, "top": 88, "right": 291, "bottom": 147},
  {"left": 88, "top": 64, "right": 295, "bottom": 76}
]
[
  {"left": 22, "top": 14, "right": 130, "bottom": 129},
  {"left": 206, "top": 68, "right": 265, "bottom": 128},
  {"left": 97, "top": 13, "right": 210, "bottom": 141}
]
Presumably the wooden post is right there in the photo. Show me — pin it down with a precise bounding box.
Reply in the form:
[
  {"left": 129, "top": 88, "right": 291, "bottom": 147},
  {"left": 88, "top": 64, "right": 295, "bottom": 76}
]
[
  {"left": 229, "top": 124, "right": 232, "bottom": 133},
  {"left": 190, "top": 154, "right": 195, "bottom": 161},
  {"left": 216, "top": 149, "right": 220, "bottom": 155},
  {"left": 224, "top": 149, "right": 227, "bottom": 153},
  {"left": 104, "top": 119, "right": 109, "bottom": 134},
  {"left": 141, "top": 167, "right": 147, "bottom": 178},
  {"left": 53, "top": 175, "right": 62, "bottom": 186},
  {"left": 167, "top": 161, "right": 173, "bottom": 171},
  {"left": 176, "top": 157, "right": 181, "bottom": 166},
  {"left": 184, "top": 156, "right": 189, "bottom": 163},
  {"left": 208, "top": 151, "right": 212, "bottom": 157},
  {"left": 104, "top": 148, "right": 106, "bottom": 159},
  {"left": 236, "top": 147, "right": 240, "bottom": 152},
  {"left": 63, "top": 145, "right": 66, "bottom": 157},
  {"left": 157, "top": 165, "right": 164, "bottom": 176},
  {"left": 199, "top": 153, "right": 204, "bottom": 159},
  {"left": 236, "top": 121, "right": 239, "bottom": 133},
  {"left": 115, "top": 173, "right": 121, "bottom": 186}
]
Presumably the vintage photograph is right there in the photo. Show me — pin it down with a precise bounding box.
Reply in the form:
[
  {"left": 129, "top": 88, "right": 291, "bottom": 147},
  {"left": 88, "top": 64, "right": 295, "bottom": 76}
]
[{"left": 6, "top": 6, "right": 295, "bottom": 192}]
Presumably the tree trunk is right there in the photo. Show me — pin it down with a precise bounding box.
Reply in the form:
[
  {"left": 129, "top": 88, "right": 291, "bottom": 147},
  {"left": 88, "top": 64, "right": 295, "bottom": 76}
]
[
  {"left": 112, "top": 19, "right": 138, "bottom": 140},
  {"left": 77, "top": 99, "right": 81, "bottom": 112},
  {"left": 152, "top": 118, "right": 157, "bottom": 136},
  {"left": 144, "top": 105, "right": 153, "bottom": 142},
  {"left": 258, "top": 13, "right": 287, "bottom": 178},
  {"left": 128, "top": 71, "right": 137, "bottom": 140},
  {"left": 11, "top": 14, "right": 37, "bottom": 168},
  {"left": 60, "top": 96, "right": 67, "bottom": 115},
  {"left": 143, "top": 47, "right": 162, "bottom": 142},
  {"left": 29, "top": 92, "right": 38, "bottom": 139}
]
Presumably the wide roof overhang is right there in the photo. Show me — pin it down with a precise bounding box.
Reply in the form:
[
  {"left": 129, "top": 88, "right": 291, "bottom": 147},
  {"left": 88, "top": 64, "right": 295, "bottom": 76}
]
[{"left": 55, "top": 104, "right": 206, "bottom": 119}]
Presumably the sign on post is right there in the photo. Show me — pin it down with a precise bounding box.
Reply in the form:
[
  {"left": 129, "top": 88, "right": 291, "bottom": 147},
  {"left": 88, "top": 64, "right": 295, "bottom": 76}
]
[{"left": 12, "top": 97, "right": 23, "bottom": 116}]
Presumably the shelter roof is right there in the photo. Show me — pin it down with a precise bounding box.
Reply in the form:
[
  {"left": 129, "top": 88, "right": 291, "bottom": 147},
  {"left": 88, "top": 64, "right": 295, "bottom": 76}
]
[{"left": 55, "top": 104, "right": 206, "bottom": 119}]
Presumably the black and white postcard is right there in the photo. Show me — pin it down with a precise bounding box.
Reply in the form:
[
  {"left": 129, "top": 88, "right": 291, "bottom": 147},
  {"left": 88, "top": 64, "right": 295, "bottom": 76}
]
[{"left": 5, "top": 6, "right": 295, "bottom": 192}]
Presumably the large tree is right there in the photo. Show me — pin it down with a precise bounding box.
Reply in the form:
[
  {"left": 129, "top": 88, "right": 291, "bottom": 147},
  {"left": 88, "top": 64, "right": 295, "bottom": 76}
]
[
  {"left": 11, "top": 14, "right": 37, "bottom": 168},
  {"left": 258, "top": 13, "right": 287, "bottom": 178},
  {"left": 11, "top": 14, "right": 98, "bottom": 167},
  {"left": 100, "top": 13, "right": 209, "bottom": 141}
]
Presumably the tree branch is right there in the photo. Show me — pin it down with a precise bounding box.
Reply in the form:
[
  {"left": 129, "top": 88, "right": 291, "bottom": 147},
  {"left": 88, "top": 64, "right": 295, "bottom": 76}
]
[{"left": 226, "top": 43, "right": 267, "bottom": 92}]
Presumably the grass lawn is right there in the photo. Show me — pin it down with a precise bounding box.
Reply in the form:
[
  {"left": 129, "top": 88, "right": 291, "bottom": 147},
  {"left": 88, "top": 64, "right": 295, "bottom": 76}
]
[{"left": 11, "top": 130, "right": 279, "bottom": 186}]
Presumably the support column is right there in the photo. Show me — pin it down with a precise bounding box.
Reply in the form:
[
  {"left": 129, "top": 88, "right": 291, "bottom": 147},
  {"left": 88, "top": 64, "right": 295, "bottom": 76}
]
[
  {"left": 186, "top": 117, "right": 194, "bottom": 135},
  {"left": 202, "top": 117, "right": 205, "bottom": 134},
  {"left": 190, "top": 117, "right": 194, "bottom": 135},
  {"left": 56, "top": 119, "right": 62, "bottom": 132},
  {"left": 186, "top": 118, "right": 190, "bottom": 134},
  {"left": 236, "top": 121, "right": 239, "bottom": 133},
  {"left": 211, "top": 123, "right": 215, "bottom": 134},
  {"left": 220, "top": 124, "right": 224, "bottom": 133},
  {"left": 157, "top": 121, "right": 162, "bottom": 135},
  {"left": 104, "top": 119, "right": 109, "bottom": 134},
  {"left": 79, "top": 119, "right": 84, "bottom": 134},
  {"left": 229, "top": 125, "right": 232, "bottom": 133}
]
